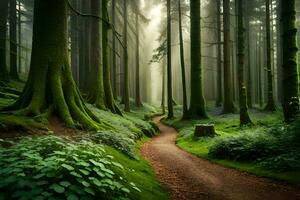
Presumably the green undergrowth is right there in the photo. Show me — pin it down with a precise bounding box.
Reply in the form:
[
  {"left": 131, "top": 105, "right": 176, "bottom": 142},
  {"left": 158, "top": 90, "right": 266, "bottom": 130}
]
[
  {"left": 163, "top": 105, "right": 300, "bottom": 185},
  {"left": 0, "top": 135, "right": 168, "bottom": 200}
]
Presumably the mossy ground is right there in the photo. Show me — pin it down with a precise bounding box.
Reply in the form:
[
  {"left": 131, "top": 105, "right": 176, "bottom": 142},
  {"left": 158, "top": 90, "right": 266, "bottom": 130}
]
[{"left": 163, "top": 104, "right": 300, "bottom": 185}]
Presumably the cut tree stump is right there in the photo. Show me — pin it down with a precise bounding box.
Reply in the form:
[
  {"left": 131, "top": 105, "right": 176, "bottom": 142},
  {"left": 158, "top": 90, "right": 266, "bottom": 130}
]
[{"left": 194, "top": 124, "right": 216, "bottom": 137}]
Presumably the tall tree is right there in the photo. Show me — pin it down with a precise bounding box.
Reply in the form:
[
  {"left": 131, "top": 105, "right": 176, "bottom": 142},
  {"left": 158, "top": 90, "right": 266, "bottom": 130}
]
[
  {"left": 237, "top": 0, "right": 252, "bottom": 125},
  {"left": 102, "top": 0, "right": 122, "bottom": 115},
  {"left": 222, "top": 0, "right": 235, "bottom": 113},
  {"left": 281, "top": 0, "right": 299, "bottom": 122},
  {"left": 123, "top": 0, "right": 130, "bottom": 112},
  {"left": 88, "top": 0, "right": 106, "bottom": 109},
  {"left": 0, "top": 0, "right": 9, "bottom": 84},
  {"left": 187, "top": 0, "right": 207, "bottom": 119},
  {"left": 265, "top": 0, "right": 276, "bottom": 111},
  {"left": 216, "top": 0, "right": 222, "bottom": 107},
  {"left": 9, "top": 0, "right": 18, "bottom": 79},
  {"left": 111, "top": 0, "right": 117, "bottom": 98},
  {"left": 135, "top": 1, "right": 142, "bottom": 107},
  {"left": 178, "top": 0, "right": 188, "bottom": 118},
  {"left": 167, "top": 0, "right": 173, "bottom": 118},
  {"left": 70, "top": 0, "right": 79, "bottom": 84},
  {"left": 6, "top": 0, "right": 101, "bottom": 130}
]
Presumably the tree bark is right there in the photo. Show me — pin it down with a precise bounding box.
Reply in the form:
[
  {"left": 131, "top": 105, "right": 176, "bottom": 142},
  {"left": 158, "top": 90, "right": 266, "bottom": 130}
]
[
  {"left": 123, "top": 0, "right": 130, "bottom": 112},
  {"left": 281, "top": 0, "right": 299, "bottom": 122},
  {"left": 178, "top": 0, "right": 188, "bottom": 118},
  {"left": 223, "top": 0, "right": 235, "bottom": 113},
  {"left": 216, "top": 0, "right": 223, "bottom": 107},
  {"left": 166, "top": 0, "right": 173, "bottom": 118},
  {"left": 111, "top": 0, "right": 117, "bottom": 99},
  {"left": 135, "top": 6, "right": 142, "bottom": 107},
  {"left": 0, "top": 0, "right": 9, "bottom": 84},
  {"left": 9, "top": 0, "right": 18, "bottom": 79},
  {"left": 102, "top": 0, "right": 122, "bottom": 115},
  {"left": 187, "top": 0, "right": 207, "bottom": 119},
  {"left": 237, "top": 0, "right": 252, "bottom": 125},
  {"left": 6, "top": 0, "right": 102, "bottom": 130},
  {"left": 265, "top": 0, "right": 276, "bottom": 111},
  {"left": 88, "top": 0, "right": 106, "bottom": 109},
  {"left": 70, "top": 0, "right": 79, "bottom": 84}
]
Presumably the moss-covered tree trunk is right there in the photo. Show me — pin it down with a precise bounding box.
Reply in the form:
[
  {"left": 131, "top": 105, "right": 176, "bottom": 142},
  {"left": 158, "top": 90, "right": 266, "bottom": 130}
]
[
  {"left": 102, "top": 0, "right": 122, "bottom": 115},
  {"left": 281, "top": 0, "right": 299, "bottom": 122},
  {"left": 178, "top": 0, "right": 188, "bottom": 118},
  {"left": 265, "top": 0, "right": 276, "bottom": 111},
  {"left": 9, "top": 0, "right": 18, "bottom": 80},
  {"left": 167, "top": 0, "right": 173, "bottom": 119},
  {"left": 111, "top": 0, "right": 117, "bottom": 99},
  {"left": 88, "top": 0, "right": 106, "bottom": 110},
  {"left": 0, "top": 0, "right": 9, "bottom": 84},
  {"left": 123, "top": 0, "right": 130, "bottom": 112},
  {"left": 237, "top": 0, "right": 252, "bottom": 126},
  {"left": 187, "top": 0, "right": 207, "bottom": 119},
  {"left": 223, "top": 0, "right": 235, "bottom": 113},
  {"left": 6, "top": 0, "right": 102, "bottom": 130},
  {"left": 70, "top": 0, "right": 79, "bottom": 84},
  {"left": 216, "top": 0, "right": 223, "bottom": 107},
  {"left": 135, "top": 7, "right": 142, "bottom": 107}
]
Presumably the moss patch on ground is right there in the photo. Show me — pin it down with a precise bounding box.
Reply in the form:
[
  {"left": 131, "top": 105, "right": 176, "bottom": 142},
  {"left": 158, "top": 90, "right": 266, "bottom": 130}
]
[{"left": 163, "top": 105, "right": 300, "bottom": 185}]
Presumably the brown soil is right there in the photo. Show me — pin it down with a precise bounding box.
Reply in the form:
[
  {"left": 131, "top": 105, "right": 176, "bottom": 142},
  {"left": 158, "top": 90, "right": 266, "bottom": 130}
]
[{"left": 141, "top": 116, "right": 300, "bottom": 200}]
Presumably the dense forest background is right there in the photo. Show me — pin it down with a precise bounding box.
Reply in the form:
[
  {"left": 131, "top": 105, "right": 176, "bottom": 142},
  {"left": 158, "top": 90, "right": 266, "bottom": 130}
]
[{"left": 0, "top": 0, "right": 300, "bottom": 199}]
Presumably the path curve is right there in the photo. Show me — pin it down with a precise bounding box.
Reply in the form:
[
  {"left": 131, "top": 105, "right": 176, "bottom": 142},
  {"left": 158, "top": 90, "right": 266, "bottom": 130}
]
[{"left": 140, "top": 116, "right": 300, "bottom": 200}]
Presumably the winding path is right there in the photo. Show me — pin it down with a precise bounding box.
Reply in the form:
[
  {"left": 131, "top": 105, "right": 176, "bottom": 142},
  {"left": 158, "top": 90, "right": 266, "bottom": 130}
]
[{"left": 140, "top": 116, "right": 300, "bottom": 200}]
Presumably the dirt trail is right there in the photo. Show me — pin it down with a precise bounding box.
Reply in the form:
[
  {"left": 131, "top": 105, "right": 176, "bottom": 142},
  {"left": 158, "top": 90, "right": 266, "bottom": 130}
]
[{"left": 140, "top": 116, "right": 300, "bottom": 200}]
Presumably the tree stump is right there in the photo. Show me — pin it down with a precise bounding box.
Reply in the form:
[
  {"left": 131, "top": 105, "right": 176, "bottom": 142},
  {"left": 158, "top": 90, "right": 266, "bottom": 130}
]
[{"left": 194, "top": 124, "right": 216, "bottom": 137}]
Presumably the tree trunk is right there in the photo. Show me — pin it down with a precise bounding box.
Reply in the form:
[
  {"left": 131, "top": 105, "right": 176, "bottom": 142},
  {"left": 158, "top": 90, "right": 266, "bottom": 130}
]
[
  {"left": 88, "top": 0, "right": 106, "bottom": 109},
  {"left": 0, "top": 0, "right": 9, "bottom": 84},
  {"left": 135, "top": 7, "right": 142, "bottom": 107},
  {"left": 281, "top": 0, "right": 299, "bottom": 122},
  {"left": 162, "top": 58, "right": 166, "bottom": 114},
  {"left": 237, "top": 0, "right": 252, "bottom": 125},
  {"left": 167, "top": 0, "right": 173, "bottom": 118},
  {"left": 111, "top": 0, "right": 117, "bottom": 99},
  {"left": 9, "top": 0, "right": 18, "bottom": 80},
  {"left": 265, "top": 0, "right": 276, "bottom": 111},
  {"left": 123, "top": 0, "right": 130, "bottom": 112},
  {"left": 70, "top": 0, "right": 79, "bottom": 84},
  {"left": 178, "top": 0, "right": 188, "bottom": 118},
  {"left": 216, "top": 0, "right": 222, "bottom": 107},
  {"left": 6, "top": 0, "right": 102, "bottom": 130},
  {"left": 188, "top": 0, "right": 207, "bottom": 119},
  {"left": 102, "top": 0, "right": 122, "bottom": 115},
  {"left": 223, "top": 0, "right": 235, "bottom": 113}
]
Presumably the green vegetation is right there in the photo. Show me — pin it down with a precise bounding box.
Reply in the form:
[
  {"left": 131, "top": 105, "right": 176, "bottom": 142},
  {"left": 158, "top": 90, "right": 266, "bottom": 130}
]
[
  {"left": 0, "top": 135, "right": 168, "bottom": 200},
  {"left": 163, "top": 105, "right": 300, "bottom": 185}
]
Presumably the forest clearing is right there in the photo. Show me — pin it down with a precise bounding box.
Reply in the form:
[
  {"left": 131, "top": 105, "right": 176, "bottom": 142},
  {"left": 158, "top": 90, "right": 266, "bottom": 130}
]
[{"left": 0, "top": 0, "right": 300, "bottom": 199}]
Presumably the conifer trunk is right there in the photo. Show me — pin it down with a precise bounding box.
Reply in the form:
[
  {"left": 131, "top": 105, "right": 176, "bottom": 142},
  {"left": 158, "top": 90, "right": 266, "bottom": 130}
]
[
  {"left": 9, "top": 0, "right": 18, "bottom": 80},
  {"left": 188, "top": 0, "right": 207, "bottom": 119},
  {"left": 102, "top": 0, "right": 122, "bottom": 115},
  {"left": 223, "top": 0, "right": 235, "bottom": 113},
  {"left": 123, "top": 0, "right": 130, "bottom": 112},
  {"left": 281, "top": 0, "right": 299, "bottom": 122},
  {"left": 178, "top": 0, "right": 188, "bottom": 118},
  {"left": 0, "top": 0, "right": 9, "bottom": 84},
  {"left": 265, "top": 0, "right": 276, "bottom": 111},
  {"left": 216, "top": 0, "right": 223, "bottom": 107},
  {"left": 135, "top": 7, "right": 142, "bottom": 107},
  {"left": 237, "top": 0, "right": 252, "bottom": 125},
  {"left": 167, "top": 0, "right": 173, "bottom": 118}
]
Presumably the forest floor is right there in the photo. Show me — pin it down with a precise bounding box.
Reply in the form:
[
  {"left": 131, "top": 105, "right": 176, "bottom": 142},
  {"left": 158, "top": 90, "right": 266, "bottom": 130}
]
[{"left": 141, "top": 116, "right": 300, "bottom": 200}]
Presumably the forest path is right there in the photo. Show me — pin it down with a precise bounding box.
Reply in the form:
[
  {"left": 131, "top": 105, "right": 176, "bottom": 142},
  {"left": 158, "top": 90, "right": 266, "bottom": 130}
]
[{"left": 140, "top": 116, "right": 300, "bottom": 200}]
